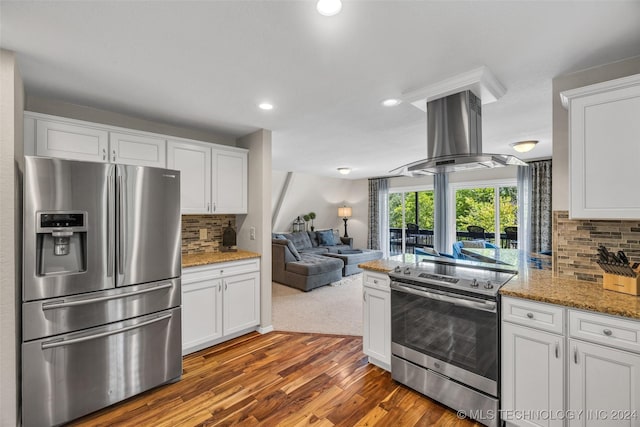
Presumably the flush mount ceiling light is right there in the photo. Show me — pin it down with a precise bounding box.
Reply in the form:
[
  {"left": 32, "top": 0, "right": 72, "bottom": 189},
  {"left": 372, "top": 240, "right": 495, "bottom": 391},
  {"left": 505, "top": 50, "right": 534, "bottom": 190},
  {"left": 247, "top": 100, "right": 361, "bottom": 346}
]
[
  {"left": 258, "top": 102, "right": 274, "bottom": 111},
  {"left": 382, "top": 98, "right": 401, "bottom": 107},
  {"left": 317, "top": 0, "right": 342, "bottom": 16},
  {"left": 510, "top": 140, "right": 539, "bottom": 153},
  {"left": 337, "top": 167, "right": 351, "bottom": 175}
]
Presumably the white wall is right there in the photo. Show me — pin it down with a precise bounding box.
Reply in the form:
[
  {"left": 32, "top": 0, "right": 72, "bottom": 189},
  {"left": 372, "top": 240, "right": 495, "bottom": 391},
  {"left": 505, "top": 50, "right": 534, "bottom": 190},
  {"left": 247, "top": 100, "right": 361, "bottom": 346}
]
[
  {"left": 237, "top": 130, "right": 273, "bottom": 332},
  {"left": 272, "top": 171, "right": 369, "bottom": 249},
  {"left": 552, "top": 56, "right": 640, "bottom": 211},
  {"left": 0, "top": 48, "right": 23, "bottom": 427}
]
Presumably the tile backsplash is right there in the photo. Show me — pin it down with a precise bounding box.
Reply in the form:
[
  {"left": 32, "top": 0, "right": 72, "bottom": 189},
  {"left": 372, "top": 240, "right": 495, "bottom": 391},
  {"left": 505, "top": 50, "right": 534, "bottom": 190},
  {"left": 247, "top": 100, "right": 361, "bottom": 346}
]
[
  {"left": 553, "top": 210, "right": 640, "bottom": 283},
  {"left": 182, "top": 214, "right": 236, "bottom": 255}
]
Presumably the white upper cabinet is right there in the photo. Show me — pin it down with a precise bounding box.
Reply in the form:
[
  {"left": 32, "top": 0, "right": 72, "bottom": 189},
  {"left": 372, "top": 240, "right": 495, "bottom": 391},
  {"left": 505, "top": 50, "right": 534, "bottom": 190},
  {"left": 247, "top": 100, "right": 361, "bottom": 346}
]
[
  {"left": 212, "top": 148, "right": 248, "bottom": 214},
  {"left": 109, "top": 132, "right": 166, "bottom": 167},
  {"left": 25, "top": 112, "right": 249, "bottom": 215},
  {"left": 26, "top": 112, "right": 167, "bottom": 168},
  {"left": 167, "top": 141, "right": 248, "bottom": 215},
  {"left": 167, "top": 140, "right": 212, "bottom": 214},
  {"left": 561, "top": 73, "right": 640, "bottom": 219},
  {"left": 35, "top": 118, "right": 109, "bottom": 162}
]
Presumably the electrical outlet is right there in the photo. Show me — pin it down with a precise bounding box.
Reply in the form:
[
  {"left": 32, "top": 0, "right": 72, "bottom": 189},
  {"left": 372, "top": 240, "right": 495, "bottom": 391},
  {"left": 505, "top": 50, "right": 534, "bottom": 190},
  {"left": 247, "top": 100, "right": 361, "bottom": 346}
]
[
  {"left": 250, "top": 226, "right": 256, "bottom": 240},
  {"left": 199, "top": 228, "right": 207, "bottom": 240}
]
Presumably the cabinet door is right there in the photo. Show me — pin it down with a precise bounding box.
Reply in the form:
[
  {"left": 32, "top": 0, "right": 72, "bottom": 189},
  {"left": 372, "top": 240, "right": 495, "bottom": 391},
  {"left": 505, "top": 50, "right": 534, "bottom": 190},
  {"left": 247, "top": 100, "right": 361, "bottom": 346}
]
[
  {"left": 501, "top": 322, "right": 564, "bottom": 427},
  {"left": 212, "top": 148, "right": 247, "bottom": 214},
  {"left": 566, "top": 76, "right": 640, "bottom": 219},
  {"left": 182, "top": 279, "right": 223, "bottom": 355},
  {"left": 569, "top": 339, "right": 640, "bottom": 427},
  {"left": 363, "top": 286, "right": 391, "bottom": 369},
  {"left": 167, "top": 140, "right": 211, "bottom": 214},
  {"left": 36, "top": 119, "right": 109, "bottom": 162},
  {"left": 109, "top": 132, "right": 166, "bottom": 167},
  {"left": 223, "top": 271, "right": 260, "bottom": 335}
]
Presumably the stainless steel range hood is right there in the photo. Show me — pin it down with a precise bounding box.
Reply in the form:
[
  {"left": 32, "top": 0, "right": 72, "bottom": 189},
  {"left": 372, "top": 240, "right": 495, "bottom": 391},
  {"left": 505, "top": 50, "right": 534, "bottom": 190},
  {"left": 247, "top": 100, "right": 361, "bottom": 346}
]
[{"left": 391, "top": 90, "right": 527, "bottom": 175}]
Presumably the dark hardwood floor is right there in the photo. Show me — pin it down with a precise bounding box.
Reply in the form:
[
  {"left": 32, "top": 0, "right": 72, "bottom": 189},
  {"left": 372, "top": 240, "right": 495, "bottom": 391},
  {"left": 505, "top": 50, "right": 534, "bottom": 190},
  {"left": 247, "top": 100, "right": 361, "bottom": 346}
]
[{"left": 70, "top": 331, "right": 483, "bottom": 426}]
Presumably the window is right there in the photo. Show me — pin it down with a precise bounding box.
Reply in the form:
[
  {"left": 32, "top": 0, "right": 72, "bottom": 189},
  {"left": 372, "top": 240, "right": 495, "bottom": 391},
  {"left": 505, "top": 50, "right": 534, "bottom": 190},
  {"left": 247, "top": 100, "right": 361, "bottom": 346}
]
[
  {"left": 389, "top": 189, "right": 434, "bottom": 254},
  {"left": 451, "top": 180, "right": 517, "bottom": 247}
]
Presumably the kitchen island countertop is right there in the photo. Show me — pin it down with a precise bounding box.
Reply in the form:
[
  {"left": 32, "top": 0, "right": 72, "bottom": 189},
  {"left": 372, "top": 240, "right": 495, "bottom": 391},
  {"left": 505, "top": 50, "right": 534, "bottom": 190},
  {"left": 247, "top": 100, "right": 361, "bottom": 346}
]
[
  {"left": 359, "top": 255, "right": 640, "bottom": 320},
  {"left": 182, "top": 250, "right": 261, "bottom": 268}
]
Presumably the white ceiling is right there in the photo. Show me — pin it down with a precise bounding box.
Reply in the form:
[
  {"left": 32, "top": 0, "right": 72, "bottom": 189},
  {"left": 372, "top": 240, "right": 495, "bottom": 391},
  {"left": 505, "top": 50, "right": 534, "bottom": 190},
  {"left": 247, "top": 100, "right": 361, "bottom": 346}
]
[{"left": 2, "top": 1, "right": 640, "bottom": 179}]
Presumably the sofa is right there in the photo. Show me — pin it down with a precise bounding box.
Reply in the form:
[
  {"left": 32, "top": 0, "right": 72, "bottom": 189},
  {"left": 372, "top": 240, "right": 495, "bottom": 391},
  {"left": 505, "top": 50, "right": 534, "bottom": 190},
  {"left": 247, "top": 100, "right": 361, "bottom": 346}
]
[{"left": 272, "top": 230, "right": 349, "bottom": 291}]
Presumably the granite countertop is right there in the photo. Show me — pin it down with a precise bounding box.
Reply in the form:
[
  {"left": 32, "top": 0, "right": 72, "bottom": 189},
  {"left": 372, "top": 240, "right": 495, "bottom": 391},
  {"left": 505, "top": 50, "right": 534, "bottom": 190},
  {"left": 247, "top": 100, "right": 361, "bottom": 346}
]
[
  {"left": 182, "top": 250, "right": 261, "bottom": 268},
  {"left": 358, "top": 255, "right": 640, "bottom": 320}
]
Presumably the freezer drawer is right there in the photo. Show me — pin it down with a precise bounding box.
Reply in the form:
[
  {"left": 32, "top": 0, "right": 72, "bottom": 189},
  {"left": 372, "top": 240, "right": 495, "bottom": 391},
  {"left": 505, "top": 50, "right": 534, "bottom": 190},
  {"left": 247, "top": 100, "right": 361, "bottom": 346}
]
[
  {"left": 22, "top": 307, "right": 182, "bottom": 427},
  {"left": 23, "top": 278, "right": 181, "bottom": 341}
]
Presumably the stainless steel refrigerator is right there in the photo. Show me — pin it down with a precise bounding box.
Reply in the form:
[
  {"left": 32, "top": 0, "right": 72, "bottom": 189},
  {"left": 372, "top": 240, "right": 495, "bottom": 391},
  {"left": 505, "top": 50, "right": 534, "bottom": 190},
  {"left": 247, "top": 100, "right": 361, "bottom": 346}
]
[{"left": 22, "top": 156, "right": 182, "bottom": 427}]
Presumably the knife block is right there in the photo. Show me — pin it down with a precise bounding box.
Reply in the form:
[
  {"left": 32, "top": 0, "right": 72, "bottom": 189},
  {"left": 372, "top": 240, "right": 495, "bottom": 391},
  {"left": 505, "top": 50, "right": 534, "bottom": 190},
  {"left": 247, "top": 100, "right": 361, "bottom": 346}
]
[{"left": 603, "top": 271, "right": 640, "bottom": 295}]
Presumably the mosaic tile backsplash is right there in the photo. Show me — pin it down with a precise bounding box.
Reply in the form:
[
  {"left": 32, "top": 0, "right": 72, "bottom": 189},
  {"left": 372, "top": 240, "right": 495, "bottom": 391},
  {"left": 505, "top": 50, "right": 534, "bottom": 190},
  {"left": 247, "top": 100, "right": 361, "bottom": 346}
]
[
  {"left": 181, "top": 214, "right": 236, "bottom": 255},
  {"left": 553, "top": 210, "right": 640, "bottom": 283}
]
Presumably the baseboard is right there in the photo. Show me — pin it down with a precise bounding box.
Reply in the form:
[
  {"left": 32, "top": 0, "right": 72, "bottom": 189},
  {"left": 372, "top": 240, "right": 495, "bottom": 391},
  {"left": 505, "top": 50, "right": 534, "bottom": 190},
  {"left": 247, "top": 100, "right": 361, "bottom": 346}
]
[{"left": 258, "top": 325, "right": 274, "bottom": 334}]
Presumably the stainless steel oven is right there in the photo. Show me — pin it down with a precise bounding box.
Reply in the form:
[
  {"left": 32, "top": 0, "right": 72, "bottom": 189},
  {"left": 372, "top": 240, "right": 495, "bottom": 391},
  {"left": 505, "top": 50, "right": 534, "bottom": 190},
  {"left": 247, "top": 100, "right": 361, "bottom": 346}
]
[{"left": 389, "top": 259, "right": 515, "bottom": 427}]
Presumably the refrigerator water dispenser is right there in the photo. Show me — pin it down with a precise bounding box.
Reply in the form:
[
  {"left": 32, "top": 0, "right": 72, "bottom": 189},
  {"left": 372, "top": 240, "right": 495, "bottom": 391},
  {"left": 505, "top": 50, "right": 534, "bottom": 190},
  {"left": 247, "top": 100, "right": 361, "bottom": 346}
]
[{"left": 36, "top": 211, "right": 87, "bottom": 276}]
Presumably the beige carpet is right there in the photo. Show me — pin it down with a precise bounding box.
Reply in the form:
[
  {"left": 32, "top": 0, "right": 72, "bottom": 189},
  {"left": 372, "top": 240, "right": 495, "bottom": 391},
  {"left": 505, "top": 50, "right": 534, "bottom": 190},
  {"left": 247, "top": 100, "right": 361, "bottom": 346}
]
[{"left": 271, "top": 273, "right": 363, "bottom": 336}]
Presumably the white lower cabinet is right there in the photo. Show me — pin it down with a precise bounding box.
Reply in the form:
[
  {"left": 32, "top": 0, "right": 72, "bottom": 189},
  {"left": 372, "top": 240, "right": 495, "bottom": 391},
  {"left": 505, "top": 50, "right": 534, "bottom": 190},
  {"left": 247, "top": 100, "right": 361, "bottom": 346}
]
[
  {"left": 222, "top": 271, "right": 260, "bottom": 336},
  {"left": 501, "top": 322, "right": 564, "bottom": 427},
  {"left": 568, "top": 339, "right": 640, "bottom": 427},
  {"left": 182, "top": 278, "right": 223, "bottom": 352},
  {"left": 363, "top": 271, "right": 391, "bottom": 371},
  {"left": 502, "top": 296, "right": 640, "bottom": 427},
  {"left": 182, "top": 258, "right": 260, "bottom": 355}
]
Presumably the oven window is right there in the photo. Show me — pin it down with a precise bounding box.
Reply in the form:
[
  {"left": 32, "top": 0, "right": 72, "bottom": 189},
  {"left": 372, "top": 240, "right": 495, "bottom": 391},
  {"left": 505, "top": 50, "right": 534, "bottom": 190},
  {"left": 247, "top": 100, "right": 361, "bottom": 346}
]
[{"left": 391, "top": 289, "right": 497, "bottom": 381}]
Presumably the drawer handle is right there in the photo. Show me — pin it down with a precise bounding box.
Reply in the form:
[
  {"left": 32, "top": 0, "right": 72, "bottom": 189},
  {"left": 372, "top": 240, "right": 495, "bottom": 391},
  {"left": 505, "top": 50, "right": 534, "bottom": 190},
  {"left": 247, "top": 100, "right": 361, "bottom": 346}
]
[
  {"left": 603, "top": 329, "right": 613, "bottom": 336},
  {"left": 373, "top": 279, "right": 378, "bottom": 284},
  {"left": 526, "top": 312, "right": 534, "bottom": 319}
]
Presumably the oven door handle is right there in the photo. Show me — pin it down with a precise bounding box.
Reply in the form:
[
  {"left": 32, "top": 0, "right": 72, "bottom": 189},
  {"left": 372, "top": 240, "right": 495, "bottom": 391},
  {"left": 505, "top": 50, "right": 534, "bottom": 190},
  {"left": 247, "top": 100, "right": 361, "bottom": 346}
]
[{"left": 391, "top": 283, "right": 497, "bottom": 313}]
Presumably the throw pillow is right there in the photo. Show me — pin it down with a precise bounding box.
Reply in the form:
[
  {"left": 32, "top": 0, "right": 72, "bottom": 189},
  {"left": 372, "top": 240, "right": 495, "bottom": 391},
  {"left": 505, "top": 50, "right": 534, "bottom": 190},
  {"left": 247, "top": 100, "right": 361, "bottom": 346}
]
[
  {"left": 286, "top": 240, "right": 302, "bottom": 261},
  {"left": 317, "top": 230, "right": 335, "bottom": 246},
  {"left": 462, "top": 240, "right": 485, "bottom": 248},
  {"left": 307, "top": 231, "right": 319, "bottom": 247},
  {"left": 274, "top": 234, "right": 286, "bottom": 240}
]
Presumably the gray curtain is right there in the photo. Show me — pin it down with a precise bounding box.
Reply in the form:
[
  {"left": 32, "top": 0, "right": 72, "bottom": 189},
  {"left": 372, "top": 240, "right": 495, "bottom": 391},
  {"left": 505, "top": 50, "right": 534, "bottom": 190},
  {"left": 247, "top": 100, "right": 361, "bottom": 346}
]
[
  {"left": 529, "top": 160, "right": 553, "bottom": 253},
  {"left": 517, "top": 165, "right": 532, "bottom": 263},
  {"left": 433, "top": 173, "right": 450, "bottom": 255},
  {"left": 368, "top": 178, "right": 389, "bottom": 255}
]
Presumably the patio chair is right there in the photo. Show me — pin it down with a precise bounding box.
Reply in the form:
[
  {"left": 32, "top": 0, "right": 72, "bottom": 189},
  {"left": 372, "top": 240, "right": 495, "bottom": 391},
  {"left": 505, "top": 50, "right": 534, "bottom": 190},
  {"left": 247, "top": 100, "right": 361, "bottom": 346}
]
[
  {"left": 504, "top": 226, "right": 518, "bottom": 248},
  {"left": 467, "top": 225, "right": 486, "bottom": 240}
]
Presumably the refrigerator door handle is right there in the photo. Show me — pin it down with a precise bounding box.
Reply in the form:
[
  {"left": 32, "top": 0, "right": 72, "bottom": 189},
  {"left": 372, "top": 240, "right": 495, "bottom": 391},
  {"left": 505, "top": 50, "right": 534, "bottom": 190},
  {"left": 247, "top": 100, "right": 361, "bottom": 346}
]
[
  {"left": 107, "top": 175, "right": 114, "bottom": 277},
  {"left": 117, "top": 174, "right": 125, "bottom": 281},
  {"left": 41, "top": 313, "right": 172, "bottom": 349},
  {"left": 42, "top": 283, "right": 174, "bottom": 310}
]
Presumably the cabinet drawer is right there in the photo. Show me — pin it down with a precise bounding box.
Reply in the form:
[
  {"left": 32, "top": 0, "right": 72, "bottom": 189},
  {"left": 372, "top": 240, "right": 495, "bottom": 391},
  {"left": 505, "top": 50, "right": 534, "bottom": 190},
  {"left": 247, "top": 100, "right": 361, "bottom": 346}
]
[
  {"left": 502, "top": 297, "right": 564, "bottom": 334},
  {"left": 364, "top": 271, "right": 390, "bottom": 291},
  {"left": 183, "top": 258, "right": 260, "bottom": 283},
  {"left": 569, "top": 309, "right": 640, "bottom": 354}
]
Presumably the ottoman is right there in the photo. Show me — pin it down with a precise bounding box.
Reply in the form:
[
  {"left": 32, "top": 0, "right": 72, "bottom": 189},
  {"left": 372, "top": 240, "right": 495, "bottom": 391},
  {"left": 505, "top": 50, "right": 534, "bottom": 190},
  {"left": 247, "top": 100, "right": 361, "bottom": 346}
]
[{"left": 322, "top": 249, "right": 383, "bottom": 276}]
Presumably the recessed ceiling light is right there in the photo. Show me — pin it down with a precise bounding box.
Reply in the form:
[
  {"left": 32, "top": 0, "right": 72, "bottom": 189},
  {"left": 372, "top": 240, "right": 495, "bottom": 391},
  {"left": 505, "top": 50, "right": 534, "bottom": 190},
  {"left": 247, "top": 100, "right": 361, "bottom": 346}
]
[
  {"left": 337, "top": 167, "right": 351, "bottom": 175},
  {"left": 317, "top": 0, "right": 342, "bottom": 16},
  {"left": 382, "top": 98, "right": 401, "bottom": 107},
  {"left": 510, "top": 140, "right": 538, "bottom": 153},
  {"left": 258, "top": 102, "right": 274, "bottom": 111}
]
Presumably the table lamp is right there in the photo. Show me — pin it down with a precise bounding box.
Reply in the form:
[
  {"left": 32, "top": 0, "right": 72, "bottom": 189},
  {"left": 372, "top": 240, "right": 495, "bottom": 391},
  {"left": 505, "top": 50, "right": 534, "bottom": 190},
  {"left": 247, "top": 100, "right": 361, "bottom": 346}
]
[{"left": 338, "top": 206, "right": 352, "bottom": 238}]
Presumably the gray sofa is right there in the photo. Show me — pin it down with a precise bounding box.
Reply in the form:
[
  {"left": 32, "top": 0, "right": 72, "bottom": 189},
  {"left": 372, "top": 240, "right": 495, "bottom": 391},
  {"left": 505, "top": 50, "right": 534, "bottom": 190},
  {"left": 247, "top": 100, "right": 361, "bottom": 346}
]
[{"left": 272, "top": 230, "right": 352, "bottom": 291}]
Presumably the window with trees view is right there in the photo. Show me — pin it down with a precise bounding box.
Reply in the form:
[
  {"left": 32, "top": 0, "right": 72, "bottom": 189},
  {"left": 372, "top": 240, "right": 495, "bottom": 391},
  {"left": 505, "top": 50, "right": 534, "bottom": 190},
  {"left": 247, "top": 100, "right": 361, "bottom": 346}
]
[
  {"left": 453, "top": 184, "right": 517, "bottom": 244},
  {"left": 389, "top": 190, "right": 434, "bottom": 254}
]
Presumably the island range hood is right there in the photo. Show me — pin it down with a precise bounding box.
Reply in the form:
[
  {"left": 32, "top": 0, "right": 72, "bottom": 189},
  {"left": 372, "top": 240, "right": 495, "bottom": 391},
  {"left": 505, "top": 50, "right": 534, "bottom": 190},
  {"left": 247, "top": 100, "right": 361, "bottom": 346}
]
[{"left": 391, "top": 90, "right": 527, "bottom": 175}]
